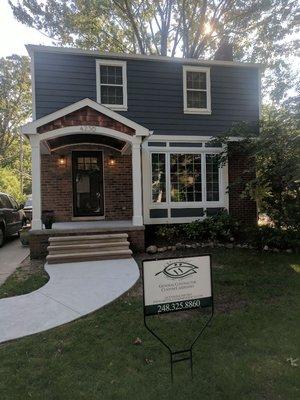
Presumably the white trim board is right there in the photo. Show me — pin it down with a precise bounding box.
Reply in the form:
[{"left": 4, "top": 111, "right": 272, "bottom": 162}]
[
  {"left": 22, "top": 98, "right": 149, "bottom": 136},
  {"left": 38, "top": 126, "right": 136, "bottom": 145},
  {"left": 26, "top": 44, "right": 263, "bottom": 69},
  {"left": 145, "top": 135, "right": 243, "bottom": 142},
  {"left": 30, "top": 52, "right": 36, "bottom": 120},
  {"left": 49, "top": 142, "right": 125, "bottom": 153}
]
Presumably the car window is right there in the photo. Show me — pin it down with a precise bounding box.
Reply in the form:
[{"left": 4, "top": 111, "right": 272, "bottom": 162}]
[
  {"left": 9, "top": 196, "right": 19, "bottom": 209},
  {"left": 1, "top": 195, "right": 13, "bottom": 209},
  {"left": 25, "top": 198, "right": 32, "bottom": 207},
  {"left": 0, "top": 195, "right": 4, "bottom": 208}
]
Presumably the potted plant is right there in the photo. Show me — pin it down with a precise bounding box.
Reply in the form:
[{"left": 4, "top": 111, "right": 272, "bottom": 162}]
[
  {"left": 42, "top": 210, "right": 55, "bottom": 229},
  {"left": 19, "top": 225, "right": 31, "bottom": 246}
]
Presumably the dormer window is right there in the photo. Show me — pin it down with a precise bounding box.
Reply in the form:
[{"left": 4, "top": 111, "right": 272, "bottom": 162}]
[
  {"left": 183, "top": 66, "right": 211, "bottom": 114},
  {"left": 96, "top": 60, "right": 127, "bottom": 110}
]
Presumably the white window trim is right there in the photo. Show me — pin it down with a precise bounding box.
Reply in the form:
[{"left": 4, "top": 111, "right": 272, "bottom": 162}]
[
  {"left": 183, "top": 65, "right": 211, "bottom": 115},
  {"left": 96, "top": 59, "right": 128, "bottom": 111},
  {"left": 142, "top": 145, "right": 229, "bottom": 224},
  {"left": 148, "top": 148, "right": 226, "bottom": 208}
]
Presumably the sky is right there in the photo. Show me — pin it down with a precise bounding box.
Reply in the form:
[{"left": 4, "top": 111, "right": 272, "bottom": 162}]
[
  {"left": 0, "top": 0, "right": 53, "bottom": 57},
  {"left": 0, "top": 0, "right": 298, "bottom": 99}
]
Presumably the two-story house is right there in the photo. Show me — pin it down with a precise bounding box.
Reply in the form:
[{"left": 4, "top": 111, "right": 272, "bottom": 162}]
[{"left": 22, "top": 45, "right": 261, "bottom": 261}]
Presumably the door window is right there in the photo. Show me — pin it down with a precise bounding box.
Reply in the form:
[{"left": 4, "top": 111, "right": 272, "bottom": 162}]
[{"left": 72, "top": 152, "right": 104, "bottom": 217}]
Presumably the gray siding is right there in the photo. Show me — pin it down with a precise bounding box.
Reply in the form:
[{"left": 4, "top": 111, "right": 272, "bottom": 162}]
[{"left": 34, "top": 51, "right": 259, "bottom": 136}]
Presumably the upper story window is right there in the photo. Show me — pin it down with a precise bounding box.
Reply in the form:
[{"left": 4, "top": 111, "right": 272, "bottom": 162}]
[
  {"left": 183, "top": 66, "right": 211, "bottom": 114},
  {"left": 96, "top": 60, "right": 127, "bottom": 111}
]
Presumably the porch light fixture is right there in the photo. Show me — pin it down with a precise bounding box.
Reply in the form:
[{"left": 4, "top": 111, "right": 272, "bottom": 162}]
[
  {"left": 108, "top": 155, "right": 116, "bottom": 166},
  {"left": 58, "top": 155, "right": 67, "bottom": 166}
]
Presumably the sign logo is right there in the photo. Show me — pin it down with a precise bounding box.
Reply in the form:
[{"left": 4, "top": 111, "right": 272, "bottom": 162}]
[{"left": 155, "top": 261, "right": 198, "bottom": 279}]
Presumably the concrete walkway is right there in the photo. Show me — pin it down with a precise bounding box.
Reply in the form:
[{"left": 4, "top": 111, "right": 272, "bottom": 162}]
[
  {"left": 0, "top": 237, "right": 29, "bottom": 285},
  {"left": 0, "top": 258, "right": 139, "bottom": 343}
]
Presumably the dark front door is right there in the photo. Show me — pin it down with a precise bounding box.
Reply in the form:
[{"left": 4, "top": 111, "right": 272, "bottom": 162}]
[{"left": 72, "top": 151, "right": 104, "bottom": 217}]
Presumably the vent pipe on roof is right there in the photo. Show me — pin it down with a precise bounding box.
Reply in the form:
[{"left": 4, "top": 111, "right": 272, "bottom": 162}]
[{"left": 214, "top": 41, "right": 234, "bottom": 61}]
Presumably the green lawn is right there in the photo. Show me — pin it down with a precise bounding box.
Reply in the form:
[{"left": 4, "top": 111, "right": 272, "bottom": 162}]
[
  {"left": 0, "top": 257, "right": 48, "bottom": 299},
  {"left": 0, "top": 249, "right": 299, "bottom": 400}
]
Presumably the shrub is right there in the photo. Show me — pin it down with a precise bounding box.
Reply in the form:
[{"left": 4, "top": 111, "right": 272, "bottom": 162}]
[
  {"left": 183, "top": 211, "right": 241, "bottom": 242},
  {"left": 156, "top": 224, "right": 182, "bottom": 241},
  {"left": 153, "top": 211, "right": 299, "bottom": 251},
  {"left": 246, "top": 225, "right": 299, "bottom": 250},
  {"left": 217, "top": 107, "right": 300, "bottom": 230}
]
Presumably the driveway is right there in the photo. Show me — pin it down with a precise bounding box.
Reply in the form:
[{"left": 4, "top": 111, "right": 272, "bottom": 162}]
[
  {"left": 0, "top": 258, "right": 139, "bottom": 343},
  {"left": 0, "top": 236, "right": 29, "bottom": 285}
]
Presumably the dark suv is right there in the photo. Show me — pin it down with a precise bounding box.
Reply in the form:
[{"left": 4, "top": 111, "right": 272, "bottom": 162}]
[{"left": 0, "top": 193, "right": 26, "bottom": 247}]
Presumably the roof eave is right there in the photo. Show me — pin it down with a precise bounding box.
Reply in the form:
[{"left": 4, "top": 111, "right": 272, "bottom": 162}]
[{"left": 25, "top": 44, "right": 264, "bottom": 69}]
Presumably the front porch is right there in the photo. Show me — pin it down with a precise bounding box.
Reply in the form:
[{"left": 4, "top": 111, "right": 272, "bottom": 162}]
[
  {"left": 28, "top": 220, "right": 145, "bottom": 259},
  {"left": 22, "top": 98, "right": 150, "bottom": 258},
  {"left": 52, "top": 220, "right": 134, "bottom": 230},
  {"left": 22, "top": 98, "right": 150, "bottom": 232}
]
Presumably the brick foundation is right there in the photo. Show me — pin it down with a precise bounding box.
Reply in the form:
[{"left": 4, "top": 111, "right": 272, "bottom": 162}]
[
  {"left": 29, "top": 226, "right": 145, "bottom": 259},
  {"left": 228, "top": 144, "right": 257, "bottom": 226},
  {"left": 41, "top": 145, "right": 132, "bottom": 221}
]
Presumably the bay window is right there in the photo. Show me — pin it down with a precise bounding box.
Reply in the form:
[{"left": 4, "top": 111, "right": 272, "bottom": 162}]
[
  {"left": 151, "top": 153, "right": 166, "bottom": 203},
  {"left": 206, "top": 154, "right": 220, "bottom": 201},
  {"left": 170, "top": 154, "right": 202, "bottom": 202},
  {"left": 151, "top": 152, "right": 221, "bottom": 204}
]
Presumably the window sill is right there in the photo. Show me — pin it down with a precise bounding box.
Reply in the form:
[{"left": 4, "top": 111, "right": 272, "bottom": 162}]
[
  {"left": 101, "top": 104, "right": 128, "bottom": 112},
  {"left": 150, "top": 202, "right": 224, "bottom": 207},
  {"left": 184, "top": 109, "right": 212, "bottom": 115}
]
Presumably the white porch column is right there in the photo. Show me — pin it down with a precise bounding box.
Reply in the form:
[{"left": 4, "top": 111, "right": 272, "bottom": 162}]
[
  {"left": 131, "top": 136, "right": 143, "bottom": 226},
  {"left": 30, "top": 135, "right": 42, "bottom": 230}
]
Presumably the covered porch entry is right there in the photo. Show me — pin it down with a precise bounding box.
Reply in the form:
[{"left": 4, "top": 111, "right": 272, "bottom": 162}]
[
  {"left": 22, "top": 99, "right": 149, "bottom": 258},
  {"left": 22, "top": 98, "right": 150, "bottom": 229}
]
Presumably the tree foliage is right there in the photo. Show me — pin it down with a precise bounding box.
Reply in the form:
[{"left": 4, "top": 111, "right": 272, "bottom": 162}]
[
  {"left": 1, "top": 137, "right": 32, "bottom": 196},
  {"left": 9, "top": 0, "right": 299, "bottom": 102},
  {"left": 0, "top": 168, "right": 26, "bottom": 203},
  {"left": 0, "top": 55, "right": 31, "bottom": 160},
  {"left": 217, "top": 107, "right": 300, "bottom": 229},
  {"left": 0, "top": 55, "right": 32, "bottom": 197}
]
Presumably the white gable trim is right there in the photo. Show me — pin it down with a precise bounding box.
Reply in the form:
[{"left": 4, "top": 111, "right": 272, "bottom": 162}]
[
  {"left": 22, "top": 98, "right": 149, "bottom": 136},
  {"left": 38, "top": 126, "right": 134, "bottom": 144}
]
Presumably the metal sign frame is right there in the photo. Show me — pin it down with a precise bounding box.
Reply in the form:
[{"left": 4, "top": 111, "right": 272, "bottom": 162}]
[{"left": 142, "top": 254, "right": 214, "bottom": 382}]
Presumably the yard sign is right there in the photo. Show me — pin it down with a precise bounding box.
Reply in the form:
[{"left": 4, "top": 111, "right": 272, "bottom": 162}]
[{"left": 142, "top": 254, "right": 214, "bottom": 382}]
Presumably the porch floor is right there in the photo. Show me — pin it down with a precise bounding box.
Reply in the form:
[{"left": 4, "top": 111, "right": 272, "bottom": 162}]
[
  {"left": 52, "top": 220, "right": 135, "bottom": 231},
  {"left": 29, "top": 220, "right": 145, "bottom": 258}
]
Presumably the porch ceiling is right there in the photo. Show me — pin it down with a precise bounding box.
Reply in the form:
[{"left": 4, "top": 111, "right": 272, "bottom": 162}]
[{"left": 47, "top": 133, "right": 126, "bottom": 152}]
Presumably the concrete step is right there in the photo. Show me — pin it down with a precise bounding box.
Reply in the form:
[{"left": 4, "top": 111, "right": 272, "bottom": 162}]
[
  {"left": 46, "top": 249, "right": 132, "bottom": 264},
  {"left": 49, "top": 233, "right": 128, "bottom": 245},
  {"left": 48, "top": 241, "right": 130, "bottom": 254}
]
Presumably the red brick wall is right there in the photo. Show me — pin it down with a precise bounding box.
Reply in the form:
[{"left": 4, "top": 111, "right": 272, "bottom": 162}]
[
  {"left": 41, "top": 145, "right": 132, "bottom": 221},
  {"left": 228, "top": 144, "right": 257, "bottom": 225},
  {"left": 41, "top": 151, "right": 72, "bottom": 221}
]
